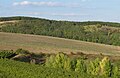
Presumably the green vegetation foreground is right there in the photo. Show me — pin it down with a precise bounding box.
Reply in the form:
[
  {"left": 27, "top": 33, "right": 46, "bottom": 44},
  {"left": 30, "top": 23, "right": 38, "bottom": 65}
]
[
  {"left": 0, "top": 50, "right": 119, "bottom": 78},
  {"left": 0, "top": 59, "right": 84, "bottom": 78}
]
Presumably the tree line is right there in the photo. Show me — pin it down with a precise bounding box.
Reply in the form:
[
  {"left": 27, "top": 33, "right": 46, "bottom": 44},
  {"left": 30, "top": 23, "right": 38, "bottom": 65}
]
[
  {"left": 45, "top": 52, "right": 119, "bottom": 78},
  {"left": 0, "top": 16, "right": 120, "bottom": 46}
]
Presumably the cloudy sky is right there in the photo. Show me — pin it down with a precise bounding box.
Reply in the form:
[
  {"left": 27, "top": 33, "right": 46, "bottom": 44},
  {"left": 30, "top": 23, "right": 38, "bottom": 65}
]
[{"left": 0, "top": 0, "right": 120, "bottom": 22}]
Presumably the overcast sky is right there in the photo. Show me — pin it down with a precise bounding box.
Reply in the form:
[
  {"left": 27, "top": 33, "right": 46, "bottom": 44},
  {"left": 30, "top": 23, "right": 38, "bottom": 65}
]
[{"left": 0, "top": 0, "right": 120, "bottom": 22}]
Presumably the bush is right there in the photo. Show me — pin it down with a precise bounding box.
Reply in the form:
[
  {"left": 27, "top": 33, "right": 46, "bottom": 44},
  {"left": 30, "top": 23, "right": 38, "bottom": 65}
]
[
  {"left": 15, "top": 48, "right": 30, "bottom": 54},
  {"left": 0, "top": 50, "right": 16, "bottom": 58},
  {"left": 87, "top": 58, "right": 100, "bottom": 75},
  {"left": 100, "top": 57, "right": 112, "bottom": 77},
  {"left": 46, "top": 52, "right": 72, "bottom": 70},
  {"left": 112, "top": 65, "right": 119, "bottom": 78},
  {"left": 75, "top": 59, "right": 86, "bottom": 73}
]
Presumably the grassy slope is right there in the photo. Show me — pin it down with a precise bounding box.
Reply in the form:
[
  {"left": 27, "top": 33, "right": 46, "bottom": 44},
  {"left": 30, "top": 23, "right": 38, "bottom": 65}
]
[{"left": 0, "top": 32, "right": 120, "bottom": 56}]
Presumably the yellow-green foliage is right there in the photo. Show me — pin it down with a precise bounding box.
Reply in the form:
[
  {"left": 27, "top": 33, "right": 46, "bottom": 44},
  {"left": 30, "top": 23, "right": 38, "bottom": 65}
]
[
  {"left": 83, "top": 25, "right": 99, "bottom": 32},
  {"left": 64, "top": 58, "right": 71, "bottom": 70},
  {"left": 54, "top": 52, "right": 67, "bottom": 68},
  {"left": 46, "top": 53, "right": 119, "bottom": 77},
  {"left": 87, "top": 58, "right": 100, "bottom": 75},
  {"left": 45, "top": 55, "right": 55, "bottom": 67},
  {"left": 46, "top": 52, "right": 70, "bottom": 69},
  {"left": 75, "top": 59, "right": 86, "bottom": 73},
  {"left": 100, "top": 57, "right": 112, "bottom": 77},
  {"left": 112, "top": 66, "right": 119, "bottom": 78}
]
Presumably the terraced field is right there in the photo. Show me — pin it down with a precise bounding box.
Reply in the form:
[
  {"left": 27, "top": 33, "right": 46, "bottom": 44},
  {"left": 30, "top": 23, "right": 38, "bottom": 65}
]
[{"left": 0, "top": 32, "right": 120, "bottom": 56}]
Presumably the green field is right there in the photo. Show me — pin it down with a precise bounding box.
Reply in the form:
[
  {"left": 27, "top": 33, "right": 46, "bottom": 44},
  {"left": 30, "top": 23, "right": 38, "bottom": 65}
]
[{"left": 0, "top": 32, "right": 120, "bottom": 56}]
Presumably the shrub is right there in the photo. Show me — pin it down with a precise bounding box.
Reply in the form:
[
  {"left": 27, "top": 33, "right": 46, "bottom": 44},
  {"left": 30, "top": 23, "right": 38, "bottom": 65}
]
[
  {"left": 75, "top": 59, "right": 86, "bottom": 73},
  {"left": 15, "top": 48, "right": 30, "bottom": 54},
  {"left": 87, "top": 58, "right": 100, "bottom": 75},
  {"left": 0, "top": 50, "right": 16, "bottom": 58},
  {"left": 100, "top": 57, "right": 112, "bottom": 77},
  {"left": 46, "top": 52, "right": 71, "bottom": 70},
  {"left": 64, "top": 58, "right": 72, "bottom": 71},
  {"left": 112, "top": 65, "right": 119, "bottom": 78}
]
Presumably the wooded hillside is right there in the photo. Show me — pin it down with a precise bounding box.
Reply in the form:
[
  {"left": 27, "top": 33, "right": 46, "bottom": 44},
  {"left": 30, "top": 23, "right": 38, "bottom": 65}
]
[{"left": 0, "top": 16, "right": 120, "bottom": 46}]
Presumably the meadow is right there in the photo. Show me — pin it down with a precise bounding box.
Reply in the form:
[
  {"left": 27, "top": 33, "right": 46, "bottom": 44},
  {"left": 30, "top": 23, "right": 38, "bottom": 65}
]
[{"left": 0, "top": 32, "right": 120, "bottom": 56}]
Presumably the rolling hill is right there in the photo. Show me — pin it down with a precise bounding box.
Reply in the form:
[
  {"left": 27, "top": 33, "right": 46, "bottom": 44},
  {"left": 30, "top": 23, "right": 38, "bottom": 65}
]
[
  {"left": 0, "top": 17, "right": 120, "bottom": 78},
  {"left": 0, "top": 32, "right": 120, "bottom": 56},
  {"left": 0, "top": 16, "right": 120, "bottom": 46}
]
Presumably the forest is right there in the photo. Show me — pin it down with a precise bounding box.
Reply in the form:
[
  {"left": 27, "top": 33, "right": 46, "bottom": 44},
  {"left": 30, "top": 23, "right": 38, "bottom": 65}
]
[{"left": 0, "top": 16, "right": 120, "bottom": 46}]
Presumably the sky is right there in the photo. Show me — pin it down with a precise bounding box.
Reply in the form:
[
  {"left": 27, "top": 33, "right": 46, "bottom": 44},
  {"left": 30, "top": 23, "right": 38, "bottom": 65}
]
[{"left": 0, "top": 0, "right": 120, "bottom": 22}]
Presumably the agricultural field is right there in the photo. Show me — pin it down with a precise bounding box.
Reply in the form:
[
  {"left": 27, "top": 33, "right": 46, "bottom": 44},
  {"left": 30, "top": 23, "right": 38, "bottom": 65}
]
[
  {"left": 0, "top": 20, "right": 18, "bottom": 27},
  {"left": 0, "top": 20, "right": 18, "bottom": 24},
  {"left": 0, "top": 32, "right": 120, "bottom": 56}
]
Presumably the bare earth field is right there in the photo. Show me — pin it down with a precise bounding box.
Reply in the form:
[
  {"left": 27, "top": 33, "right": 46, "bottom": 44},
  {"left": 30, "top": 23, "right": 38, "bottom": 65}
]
[
  {"left": 0, "top": 32, "right": 120, "bottom": 56},
  {"left": 0, "top": 20, "right": 18, "bottom": 27},
  {"left": 0, "top": 20, "right": 18, "bottom": 24}
]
